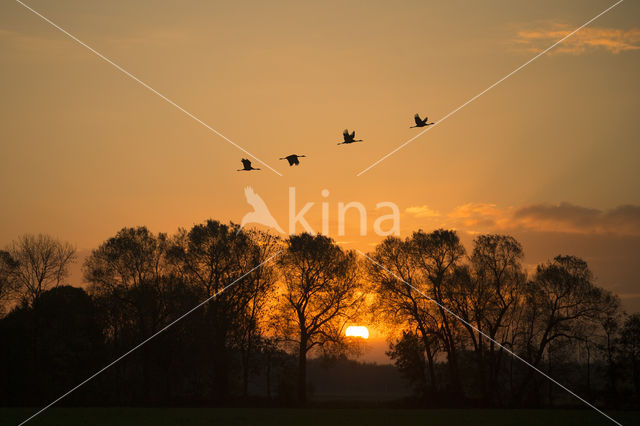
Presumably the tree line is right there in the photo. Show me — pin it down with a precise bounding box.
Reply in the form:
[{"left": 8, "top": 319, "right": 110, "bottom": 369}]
[{"left": 0, "top": 222, "right": 638, "bottom": 409}]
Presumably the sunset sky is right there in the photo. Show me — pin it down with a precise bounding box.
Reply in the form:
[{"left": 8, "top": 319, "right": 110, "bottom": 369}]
[{"left": 1, "top": 0, "right": 639, "bottom": 328}]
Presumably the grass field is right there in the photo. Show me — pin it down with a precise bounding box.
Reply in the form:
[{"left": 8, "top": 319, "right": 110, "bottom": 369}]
[{"left": 1, "top": 408, "right": 638, "bottom": 426}]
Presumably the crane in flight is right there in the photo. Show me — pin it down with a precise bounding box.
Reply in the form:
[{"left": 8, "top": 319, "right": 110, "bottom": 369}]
[
  {"left": 338, "top": 129, "right": 363, "bottom": 145},
  {"left": 237, "top": 158, "right": 261, "bottom": 171},
  {"left": 280, "top": 154, "right": 307, "bottom": 166},
  {"left": 410, "top": 113, "right": 434, "bottom": 128}
]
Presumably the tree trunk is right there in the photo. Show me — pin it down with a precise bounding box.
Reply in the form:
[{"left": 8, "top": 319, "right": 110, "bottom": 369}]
[
  {"left": 586, "top": 344, "right": 591, "bottom": 400},
  {"left": 298, "top": 340, "right": 307, "bottom": 404},
  {"left": 425, "top": 344, "right": 437, "bottom": 393},
  {"left": 242, "top": 335, "right": 252, "bottom": 398},
  {"left": 418, "top": 326, "right": 437, "bottom": 394},
  {"left": 242, "top": 352, "right": 250, "bottom": 398},
  {"left": 265, "top": 351, "right": 272, "bottom": 400}
]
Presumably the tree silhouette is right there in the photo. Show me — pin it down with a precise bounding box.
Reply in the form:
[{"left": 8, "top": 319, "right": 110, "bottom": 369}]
[
  {"left": 167, "top": 220, "right": 278, "bottom": 401},
  {"left": 466, "top": 234, "right": 525, "bottom": 403},
  {"left": 6, "top": 234, "right": 75, "bottom": 306},
  {"left": 0, "top": 250, "right": 18, "bottom": 317},
  {"left": 0, "top": 226, "right": 637, "bottom": 409},
  {"left": 84, "top": 226, "right": 177, "bottom": 402},
  {"left": 411, "top": 229, "right": 466, "bottom": 394},
  {"left": 514, "top": 255, "right": 617, "bottom": 404},
  {"left": 274, "top": 233, "right": 362, "bottom": 403},
  {"left": 0, "top": 286, "right": 103, "bottom": 405},
  {"left": 619, "top": 314, "right": 640, "bottom": 404},
  {"left": 387, "top": 330, "right": 429, "bottom": 399},
  {"left": 367, "top": 235, "right": 440, "bottom": 397}
]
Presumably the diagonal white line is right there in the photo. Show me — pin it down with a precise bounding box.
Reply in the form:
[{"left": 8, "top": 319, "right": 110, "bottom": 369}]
[
  {"left": 14, "top": 0, "right": 283, "bottom": 177},
  {"left": 356, "top": 0, "right": 624, "bottom": 177},
  {"left": 357, "top": 250, "right": 622, "bottom": 426},
  {"left": 17, "top": 250, "right": 282, "bottom": 426}
]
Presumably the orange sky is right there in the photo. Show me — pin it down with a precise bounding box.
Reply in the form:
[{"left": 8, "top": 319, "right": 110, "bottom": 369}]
[{"left": 1, "top": 0, "right": 639, "bottom": 326}]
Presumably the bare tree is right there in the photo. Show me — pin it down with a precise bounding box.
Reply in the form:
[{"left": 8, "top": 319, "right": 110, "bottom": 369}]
[
  {"left": 368, "top": 230, "right": 468, "bottom": 396},
  {"left": 7, "top": 234, "right": 76, "bottom": 305},
  {"left": 167, "top": 220, "right": 278, "bottom": 400},
  {"left": 0, "top": 250, "right": 18, "bottom": 316},
  {"left": 411, "top": 229, "right": 466, "bottom": 393},
  {"left": 234, "top": 229, "right": 280, "bottom": 397},
  {"left": 515, "top": 255, "right": 613, "bottom": 402},
  {"left": 275, "top": 233, "right": 362, "bottom": 403},
  {"left": 84, "top": 227, "right": 171, "bottom": 338},
  {"left": 367, "top": 236, "right": 440, "bottom": 395},
  {"left": 467, "top": 234, "right": 526, "bottom": 401},
  {"left": 84, "top": 226, "right": 175, "bottom": 401},
  {"left": 619, "top": 314, "right": 640, "bottom": 402},
  {"left": 593, "top": 293, "right": 622, "bottom": 402}
]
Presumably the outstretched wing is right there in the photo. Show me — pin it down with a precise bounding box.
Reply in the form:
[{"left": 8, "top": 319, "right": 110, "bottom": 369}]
[
  {"left": 241, "top": 158, "right": 251, "bottom": 169},
  {"left": 414, "top": 113, "right": 422, "bottom": 125},
  {"left": 350, "top": 130, "right": 356, "bottom": 139},
  {"left": 343, "top": 129, "right": 349, "bottom": 140}
]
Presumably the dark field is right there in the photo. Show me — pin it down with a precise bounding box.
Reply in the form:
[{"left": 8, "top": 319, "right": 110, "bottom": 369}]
[{"left": 2, "top": 408, "right": 638, "bottom": 426}]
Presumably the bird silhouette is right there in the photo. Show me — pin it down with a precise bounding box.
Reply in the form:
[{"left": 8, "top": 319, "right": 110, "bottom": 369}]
[
  {"left": 237, "top": 158, "right": 261, "bottom": 171},
  {"left": 280, "top": 154, "right": 307, "bottom": 166},
  {"left": 410, "top": 113, "right": 434, "bottom": 128},
  {"left": 338, "top": 129, "right": 363, "bottom": 145},
  {"left": 239, "top": 187, "right": 284, "bottom": 233}
]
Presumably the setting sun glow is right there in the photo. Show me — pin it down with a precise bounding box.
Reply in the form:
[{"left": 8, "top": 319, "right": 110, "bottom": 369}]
[{"left": 345, "top": 326, "right": 369, "bottom": 339}]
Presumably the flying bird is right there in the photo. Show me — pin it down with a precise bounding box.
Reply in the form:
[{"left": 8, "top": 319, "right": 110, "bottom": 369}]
[
  {"left": 410, "top": 113, "right": 434, "bottom": 128},
  {"left": 280, "top": 154, "right": 307, "bottom": 166},
  {"left": 338, "top": 129, "right": 363, "bottom": 145},
  {"left": 237, "top": 158, "right": 260, "bottom": 171}
]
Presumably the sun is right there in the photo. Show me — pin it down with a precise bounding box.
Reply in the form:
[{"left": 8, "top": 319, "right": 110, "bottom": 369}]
[{"left": 345, "top": 326, "right": 369, "bottom": 339}]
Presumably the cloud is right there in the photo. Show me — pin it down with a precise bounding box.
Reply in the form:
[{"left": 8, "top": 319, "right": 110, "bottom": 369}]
[
  {"left": 513, "top": 24, "right": 640, "bottom": 54},
  {"left": 441, "top": 202, "right": 640, "bottom": 236},
  {"left": 448, "top": 203, "right": 504, "bottom": 228},
  {"left": 513, "top": 203, "right": 640, "bottom": 235},
  {"left": 513, "top": 203, "right": 602, "bottom": 232},
  {"left": 405, "top": 205, "right": 440, "bottom": 218}
]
